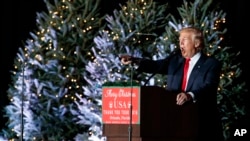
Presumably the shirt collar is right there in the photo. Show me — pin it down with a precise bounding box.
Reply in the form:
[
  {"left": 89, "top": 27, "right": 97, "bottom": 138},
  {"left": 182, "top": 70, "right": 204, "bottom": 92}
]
[{"left": 190, "top": 52, "right": 201, "bottom": 63}]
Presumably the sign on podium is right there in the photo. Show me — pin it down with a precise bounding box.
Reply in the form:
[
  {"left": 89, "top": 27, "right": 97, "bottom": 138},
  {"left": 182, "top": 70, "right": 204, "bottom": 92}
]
[{"left": 102, "top": 86, "right": 140, "bottom": 124}]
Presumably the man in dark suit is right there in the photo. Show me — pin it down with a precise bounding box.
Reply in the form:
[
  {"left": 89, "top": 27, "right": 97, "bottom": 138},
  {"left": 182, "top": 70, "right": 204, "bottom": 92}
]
[{"left": 121, "top": 27, "right": 223, "bottom": 141}]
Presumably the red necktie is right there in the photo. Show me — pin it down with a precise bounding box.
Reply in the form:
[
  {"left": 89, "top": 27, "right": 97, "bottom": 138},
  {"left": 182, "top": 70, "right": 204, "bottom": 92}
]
[{"left": 181, "top": 58, "right": 190, "bottom": 91}]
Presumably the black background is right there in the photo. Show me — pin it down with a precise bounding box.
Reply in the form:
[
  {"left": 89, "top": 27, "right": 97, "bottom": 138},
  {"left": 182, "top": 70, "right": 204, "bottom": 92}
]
[{"left": 1, "top": 0, "right": 249, "bottom": 139}]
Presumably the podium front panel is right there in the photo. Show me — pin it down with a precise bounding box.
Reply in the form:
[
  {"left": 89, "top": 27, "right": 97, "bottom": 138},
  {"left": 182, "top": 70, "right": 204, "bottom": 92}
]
[{"left": 102, "top": 86, "right": 199, "bottom": 140}]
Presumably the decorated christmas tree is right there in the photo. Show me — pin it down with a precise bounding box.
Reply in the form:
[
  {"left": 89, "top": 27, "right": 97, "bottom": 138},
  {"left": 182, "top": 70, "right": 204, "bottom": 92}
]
[
  {"left": 0, "top": 0, "right": 105, "bottom": 140},
  {"left": 0, "top": 0, "right": 247, "bottom": 141}
]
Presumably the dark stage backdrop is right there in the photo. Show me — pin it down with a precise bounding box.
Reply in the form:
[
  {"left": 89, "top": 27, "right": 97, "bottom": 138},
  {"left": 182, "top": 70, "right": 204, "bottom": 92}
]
[{"left": 1, "top": 0, "right": 248, "bottom": 132}]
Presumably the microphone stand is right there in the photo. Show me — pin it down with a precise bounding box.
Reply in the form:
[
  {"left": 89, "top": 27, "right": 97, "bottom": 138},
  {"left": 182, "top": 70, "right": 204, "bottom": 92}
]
[
  {"left": 128, "top": 64, "right": 133, "bottom": 141},
  {"left": 143, "top": 71, "right": 157, "bottom": 86}
]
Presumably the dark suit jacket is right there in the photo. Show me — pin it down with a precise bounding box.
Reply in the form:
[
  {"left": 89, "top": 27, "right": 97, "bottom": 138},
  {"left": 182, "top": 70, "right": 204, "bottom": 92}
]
[{"left": 137, "top": 51, "right": 223, "bottom": 140}]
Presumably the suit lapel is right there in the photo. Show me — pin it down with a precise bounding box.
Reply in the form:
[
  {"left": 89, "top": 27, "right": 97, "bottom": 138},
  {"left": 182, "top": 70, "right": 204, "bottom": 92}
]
[{"left": 186, "top": 54, "right": 206, "bottom": 91}]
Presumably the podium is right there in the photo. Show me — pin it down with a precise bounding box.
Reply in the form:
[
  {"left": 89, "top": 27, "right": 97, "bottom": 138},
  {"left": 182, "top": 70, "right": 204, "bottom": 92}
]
[{"left": 102, "top": 86, "right": 199, "bottom": 141}]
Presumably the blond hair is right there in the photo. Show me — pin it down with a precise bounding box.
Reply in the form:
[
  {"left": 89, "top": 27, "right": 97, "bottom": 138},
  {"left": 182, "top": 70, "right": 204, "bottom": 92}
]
[{"left": 179, "top": 27, "right": 205, "bottom": 51}]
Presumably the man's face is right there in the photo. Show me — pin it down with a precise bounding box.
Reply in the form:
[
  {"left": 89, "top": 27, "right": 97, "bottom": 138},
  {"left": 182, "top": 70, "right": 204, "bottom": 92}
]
[{"left": 179, "top": 31, "right": 198, "bottom": 59}]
